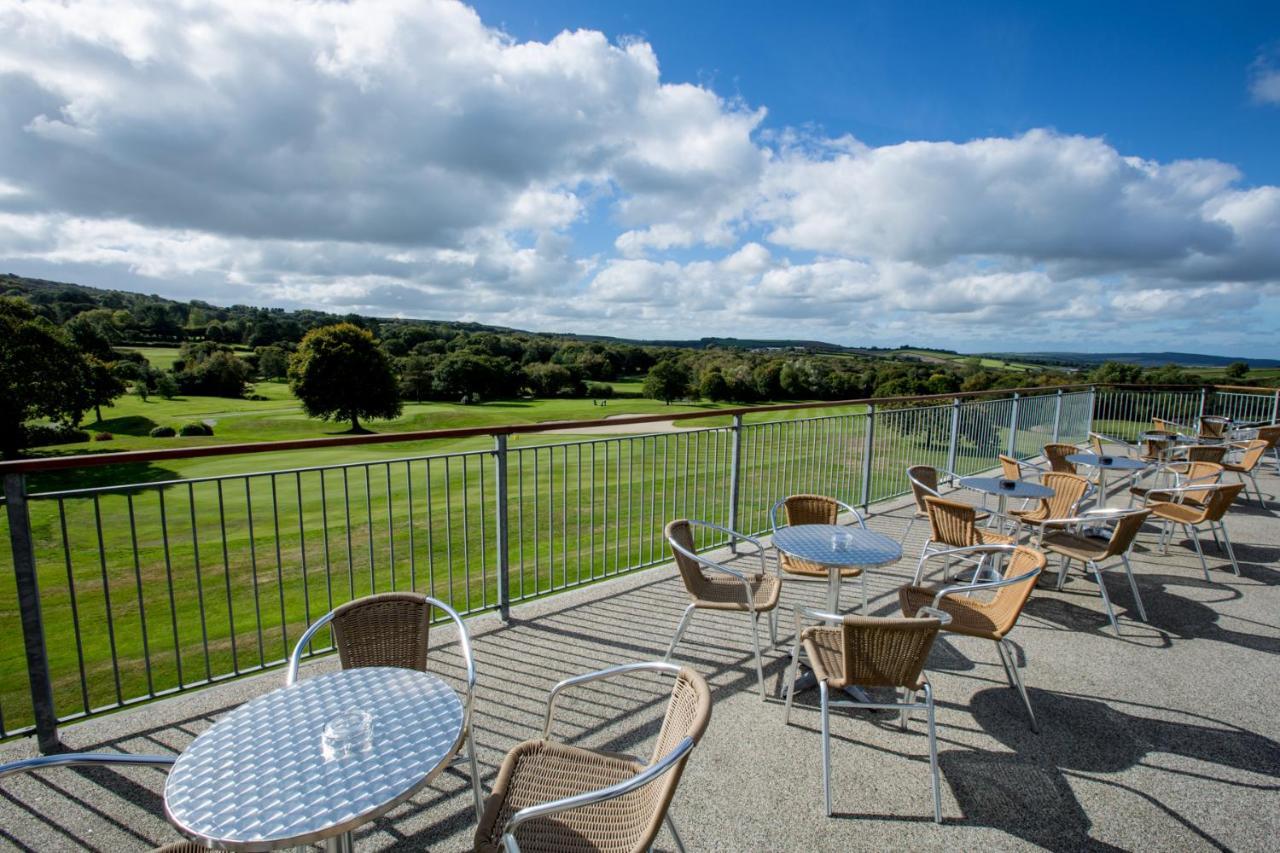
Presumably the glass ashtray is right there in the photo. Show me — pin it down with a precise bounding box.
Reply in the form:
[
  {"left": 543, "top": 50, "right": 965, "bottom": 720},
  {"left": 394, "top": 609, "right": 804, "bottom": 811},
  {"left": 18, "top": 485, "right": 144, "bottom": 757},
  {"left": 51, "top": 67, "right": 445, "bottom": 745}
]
[
  {"left": 322, "top": 708, "right": 374, "bottom": 760},
  {"left": 831, "top": 531, "right": 855, "bottom": 551},
  {"left": 999, "top": 479, "right": 1017, "bottom": 490},
  {"left": 1100, "top": 456, "right": 1114, "bottom": 465}
]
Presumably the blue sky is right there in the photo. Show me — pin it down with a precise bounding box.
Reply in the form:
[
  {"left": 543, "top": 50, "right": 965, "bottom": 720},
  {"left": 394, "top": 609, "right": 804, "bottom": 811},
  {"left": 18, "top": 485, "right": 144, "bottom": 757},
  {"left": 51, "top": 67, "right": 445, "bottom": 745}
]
[{"left": 0, "top": 1, "right": 1277, "bottom": 356}]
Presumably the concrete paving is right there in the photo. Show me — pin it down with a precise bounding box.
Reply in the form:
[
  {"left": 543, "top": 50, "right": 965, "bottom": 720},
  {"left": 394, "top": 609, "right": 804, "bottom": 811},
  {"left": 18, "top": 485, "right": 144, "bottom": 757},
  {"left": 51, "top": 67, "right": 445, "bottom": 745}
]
[{"left": 2, "top": 464, "right": 1278, "bottom": 851}]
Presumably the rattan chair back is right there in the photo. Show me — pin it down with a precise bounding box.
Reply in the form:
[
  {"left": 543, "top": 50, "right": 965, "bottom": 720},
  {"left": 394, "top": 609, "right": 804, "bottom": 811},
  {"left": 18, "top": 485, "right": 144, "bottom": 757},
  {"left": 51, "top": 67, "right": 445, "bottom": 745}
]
[
  {"left": 1203, "top": 482, "right": 1247, "bottom": 521},
  {"left": 1101, "top": 510, "right": 1152, "bottom": 559},
  {"left": 329, "top": 592, "right": 430, "bottom": 672},
  {"left": 1152, "top": 417, "right": 1181, "bottom": 433},
  {"left": 1182, "top": 445, "right": 1226, "bottom": 464},
  {"left": 778, "top": 494, "right": 841, "bottom": 526},
  {"left": 999, "top": 455, "right": 1022, "bottom": 480},
  {"left": 1199, "top": 416, "right": 1229, "bottom": 439},
  {"left": 1256, "top": 425, "right": 1280, "bottom": 450},
  {"left": 1030, "top": 472, "right": 1090, "bottom": 521},
  {"left": 1043, "top": 443, "right": 1078, "bottom": 473},
  {"left": 1089, "top": 433, "right": 1106, "bottom": 457},
  {"left": 907, "top": 465, "right": 939, "bottom": 514},
  {"left": 838, "top": 615, "right": 941, "bottom": 689},
  {"left": 1231, "top": 439, "right": 1269, "bottom": 473},
  {"left": 976, "top": 547, "right": 1047, "bottom": 637},
  {"left": 923, "top": 496, "right": 982, "bottom": 548},
  {"left": 665, "top": 519, "right": 710, "bottom": 594}
]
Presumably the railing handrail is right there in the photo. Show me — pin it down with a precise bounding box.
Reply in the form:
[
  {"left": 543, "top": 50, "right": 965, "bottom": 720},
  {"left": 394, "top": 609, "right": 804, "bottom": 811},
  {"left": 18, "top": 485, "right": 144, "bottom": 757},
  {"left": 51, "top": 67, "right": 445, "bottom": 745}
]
[{"left": 0, "top": 383, "right": 1099, "bottom": 475}]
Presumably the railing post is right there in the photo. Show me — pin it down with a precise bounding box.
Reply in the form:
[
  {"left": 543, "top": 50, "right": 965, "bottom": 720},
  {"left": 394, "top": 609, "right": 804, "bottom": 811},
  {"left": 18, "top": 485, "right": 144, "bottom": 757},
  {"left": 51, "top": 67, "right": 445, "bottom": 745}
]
[
  {"left": 727, "top": 414, "right": 743, "bottom": 551},
  {"left": 946, "top": 398, "right": 960, "bottom": 480},
  {"left": 493, "top": 435, "right": 511, "bottom": 622},
  {"left": 860, "top": 404, "right": 875, "bottom": 513},
  {"left": 1272, "top": 389, "right": 1279, "bottom": 425},
  {"left": 1052, "top": 388, "right": 1064, "bottom": 444},
  {"left": 1007, "top": 392, "right": 1020, "bottom": 457},
  {"left": 1088, "top": 385, "right": 1097, "bottom": 437},
  {"left": 1198, "top": 386, "right": 1207, "bottom": 420},
  {"left": 3, "top": 473, "right": 61, "bottom": 753}
]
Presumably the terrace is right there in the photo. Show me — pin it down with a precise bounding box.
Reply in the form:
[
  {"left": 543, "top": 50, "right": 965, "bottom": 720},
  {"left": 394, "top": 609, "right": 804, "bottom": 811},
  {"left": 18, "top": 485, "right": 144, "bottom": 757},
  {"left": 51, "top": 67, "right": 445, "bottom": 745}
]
[{"left": 1, "top": 384, "right": 1278, "bottom": 851}]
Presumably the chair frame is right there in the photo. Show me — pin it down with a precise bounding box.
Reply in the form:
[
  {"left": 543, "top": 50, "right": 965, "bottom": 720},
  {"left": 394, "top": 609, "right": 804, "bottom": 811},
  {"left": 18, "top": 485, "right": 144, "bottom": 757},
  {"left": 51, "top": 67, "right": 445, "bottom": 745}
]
[
  {"left": 1030, "top": 507, "right": 1150, "bottom": 634},
  {"left": 285, "top": 593, "right": 483, "bottom": 820},
  {"left": 1222, "top": 438, "right": 1269, "bottom": 508},
  {"left": 664, "top": 520, "right": 778, "bottom": 698},
  {"left": 496, "top": 661, "right": 700, "bottom": 853},
  {"left": 910, "top": 545, "right": 1043, "bottom": 732},
  {"left": 912, "top": 497, "right": 1014, "bottom": 586},
  {"left": 783, "top": 605, "right": 951, "bottom": 822},
  {"left": 1149, "top": 483, "right": 1243, "bottom": 580},
  {"left": 769, "top": 495, "right": 870, "bottom": 612}
]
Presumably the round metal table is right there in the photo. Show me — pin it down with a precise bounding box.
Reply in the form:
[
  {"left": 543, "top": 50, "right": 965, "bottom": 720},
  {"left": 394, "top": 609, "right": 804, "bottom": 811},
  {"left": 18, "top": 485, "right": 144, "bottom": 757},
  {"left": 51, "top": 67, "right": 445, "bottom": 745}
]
[
  {"left": 958, "top": 476, "right": 1054, "bottom": 530},
  {"left": 771, "top": 524, "right": 901, "bottom": 612},
  {"left": 165, "top": 667, "right": 465, "bottom": 851},
  {"left": 1066, "top": 453, "right": 1148, "bottom": 507}
]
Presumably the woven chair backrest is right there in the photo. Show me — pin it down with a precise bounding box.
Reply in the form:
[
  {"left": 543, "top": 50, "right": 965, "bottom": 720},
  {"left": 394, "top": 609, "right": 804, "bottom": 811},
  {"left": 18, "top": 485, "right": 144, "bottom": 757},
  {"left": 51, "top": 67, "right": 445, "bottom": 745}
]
[
  {"left": 330, "top": 593, "right": 430, "bottom": 671},
  {"left": 924, "top": 496, "right": 980, "bottom": 547},
  {"left": 978, "top": 546, "right": 1047, "bottom": 636},
  {"left": 907, "top": 465, "right": 939, "bottom": 513},
  {"left": 999, "top": 455, "right": 1022, "bottom": 480},
  {"left": 1236, "top": 439, "right": 1269, "bottom": 472},
  {"left": 1039, "top": 472, "right": 1090, "bottom": 518},
  {"left": 838, "top": 615, "right": 941, "bottom": 688},
  {"left": 1203, "top": 482, "right": 1247, "bottom": 521},
  {"left": 1152, "top": 417, "right": 1180, "bottom": 433},
  {"left": 1256, "top": 425, "right": 1280, "bottom": 449},
  {"left": 1199, "top": 416, "right": 1228, "bottom": 438},
  {"left": 1182, "top": 445, "right": 1226, "bottom": 463},
  {"left": 1090, "top": 433, "right": 1105, "bottom": 456},
  {"left": 780, "top": 494, "right": 840, "bottom": 526},
  {"left": 665, "top": 520, "right": 709, "bottom": 594},
  {"left": 1043, "top": 444, "right": 1078, "bottom": 473},
  {"left": 1102, "top": 510, "right": 1151, "bottom": 559}
]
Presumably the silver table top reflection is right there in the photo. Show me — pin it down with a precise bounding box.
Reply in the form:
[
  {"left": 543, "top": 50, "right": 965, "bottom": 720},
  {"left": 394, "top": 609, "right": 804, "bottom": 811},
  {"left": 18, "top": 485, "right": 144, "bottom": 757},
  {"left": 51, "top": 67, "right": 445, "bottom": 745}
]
[
  {"left": 957, "top": 476, "right": 1055, "bottom": 500},
  {"left": 165, "top": 666, "right": 464, "bottom": 851},
  {"left": 771, "top": 524, "right": 902, "bottom": 569}
]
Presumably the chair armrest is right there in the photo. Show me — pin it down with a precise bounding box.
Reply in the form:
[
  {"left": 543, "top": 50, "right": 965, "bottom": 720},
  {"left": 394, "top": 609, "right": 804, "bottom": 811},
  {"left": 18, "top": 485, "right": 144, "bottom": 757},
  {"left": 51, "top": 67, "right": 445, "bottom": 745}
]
[
  {"left": 672, "top": 520, "right": 769, "bottom": 578},
  {"left": 912, "top": 605, "right": 954, "bottom": 626},
  {"left": 425, "top": 597, "right": 476, "bottom": 724},
  {"left": 500, "top": 736, "right": 696, "bottom": 853},
  {"left": 930, "top": 566, "right": 1042, "bottom": 606},
  {"left": 285, "top": 609, "right": 338, "bottom": 685},
  {"left": 0, "top": 752, "right": 175, "bottom": 781},
  {"left": 770, "top": 496, "right": 866, "bottom": 531},
  {"left": 542, "top": 661, "right": 684, "bottom": 741}
]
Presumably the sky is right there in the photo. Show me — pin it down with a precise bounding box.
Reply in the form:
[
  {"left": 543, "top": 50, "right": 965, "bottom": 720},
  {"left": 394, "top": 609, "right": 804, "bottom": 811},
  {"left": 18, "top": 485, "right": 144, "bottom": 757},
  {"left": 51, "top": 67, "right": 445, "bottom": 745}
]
[{"left": 0, "top": 1, "right": 1278, "bottom": 357}]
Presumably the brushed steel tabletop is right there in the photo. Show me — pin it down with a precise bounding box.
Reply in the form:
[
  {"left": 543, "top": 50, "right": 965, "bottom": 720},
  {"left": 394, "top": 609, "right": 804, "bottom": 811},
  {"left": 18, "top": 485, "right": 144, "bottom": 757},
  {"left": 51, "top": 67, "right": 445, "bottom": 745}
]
[
  {"left": 165, "top": 666, "right": 464, "bottom": 850},
  {"left": 1066, "top": 453, "right": 1149, "bottom": 471},
  {"left": 958, "top": 476, "right": 1056, "bottom": 499},
  {"left": 772, "top": 524, "right": 902, "bottom": 568}
]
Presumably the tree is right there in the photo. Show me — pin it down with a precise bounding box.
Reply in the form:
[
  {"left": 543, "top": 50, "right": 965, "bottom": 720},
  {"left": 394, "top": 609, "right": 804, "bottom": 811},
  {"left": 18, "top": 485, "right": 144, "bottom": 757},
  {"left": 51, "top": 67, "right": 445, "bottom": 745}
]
[
  {"left": 80, "top": 355, "right": 126, "bottom": 423},
  {"left": 1224, "top": 361, "right": 1249, "bottom": 380},
  {"left": 288, "top": 323, "right": 402, "bottom": 432},
  {"left": 0, "top": 298, "right": 89, "bottom": 458},
  {"left": 643, "top": 359, "right": 692, "bottom": 404},
  {"left": 1089, "top": 361, "right": 1143, "bottom": 385}
]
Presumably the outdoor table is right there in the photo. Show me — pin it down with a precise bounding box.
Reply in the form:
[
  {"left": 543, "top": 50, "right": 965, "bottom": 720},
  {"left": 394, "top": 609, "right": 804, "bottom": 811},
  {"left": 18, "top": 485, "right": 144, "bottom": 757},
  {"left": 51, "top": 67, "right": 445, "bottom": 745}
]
[
  {"left": 957, "top": 476, "right": 1054, "bottom": 533},
  {"left": 1066, "top": 453, "right": 1148, "bottom": 507},
  {"left": 773, "top": 524, "right": 901, "bottom": 705},
  {"left": 771, "top": 524, "right": 902, "bottom": 612},
  {"left": 165, "top": 666, "right": 465, "bottom": 852}
]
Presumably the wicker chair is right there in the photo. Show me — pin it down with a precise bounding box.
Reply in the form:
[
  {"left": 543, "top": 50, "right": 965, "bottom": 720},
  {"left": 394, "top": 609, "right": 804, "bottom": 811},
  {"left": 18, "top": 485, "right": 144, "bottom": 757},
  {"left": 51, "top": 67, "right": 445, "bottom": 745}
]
[
  {"left": 783, "top": 608, "right": 947, "bottom": 821},
  {"left": 0, "top": 754, "right": 205, "bottom": 852},
  {"left": 901, "top": 465, "right": 986, "bottom": 545},
  {"left": 1008, "top": 472, "right": 1091, "bottom": 539},
  {"left": 912, "top": 496, "right": 1013, "bottom": 585},
  {"left": 1199, "top": 415, "right": 1231, "bottom": 440},
  {"left": 664, "top": 519, "right": 781, "bottom": 699},
  {"left": 286, "top": 592, "right": 483, "bottom": 818},
  {"left": 1222, "top": 439, "right": 1270, "bottom": 508},
  {"left": 1129, "top": 460, "right": 1222, "bottom": 508},
  {"left": 1149, "top": 483, "right": 1247, "bottom": 580},
  {"left": 1043, "top": 443, "right": 1080, "bottom": 474},
  {"left": 1152, "top": 417, "right": 1186, "bottom": 435},
  {"left": 1034, "top": 508, "right": 1152, "bottom": 635},
  {"left": 769, "top": 494, "right": 869, "bottom": 612},
  {"left": 474, "top": 662, "right": 711, "bottom": 853},
  {"left": 899, "top": 545, "right": 1046, "bottom": 732},
  {"left": 1255, "top": 424, "right": 1280, "bottom": 472}
]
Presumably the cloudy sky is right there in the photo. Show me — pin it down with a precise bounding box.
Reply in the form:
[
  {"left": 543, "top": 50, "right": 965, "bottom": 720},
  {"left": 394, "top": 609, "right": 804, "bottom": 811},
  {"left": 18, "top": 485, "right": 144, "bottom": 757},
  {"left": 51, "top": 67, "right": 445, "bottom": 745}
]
[{"left": 1, "top": 1, "right": 1278, "bottom": 356}]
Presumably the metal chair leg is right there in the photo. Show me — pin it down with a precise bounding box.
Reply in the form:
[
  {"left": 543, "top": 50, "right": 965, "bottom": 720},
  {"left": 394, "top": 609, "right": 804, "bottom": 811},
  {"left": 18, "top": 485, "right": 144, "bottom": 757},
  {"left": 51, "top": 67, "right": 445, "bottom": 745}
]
[
  {"left": 664, "top": 604, "right": 697, "bottom": 661},
  {"left": 466, "top": 727, "right": 483, "bottom": 821},
  {"left": 749, "top": 612, "right": 766, "bottom": 699},
  {"left": 1219, "top": 522, "right": 1241, "bottom": 576},
  {"left": 665, "top": 812, "right": 687, "bottom": 853},
  {"left": 860, "top": 572, "right": 868, "bottom": 613},
  {"left": 1000, "top": 639, "right": 1039, "bottom": 733},
  {"left": 1056, "top": 556, "right": 1071, "bottom": 591},
  {"left": 768, "top": 607, "right": 778, "bottom": 647},
  {"left": 1091, "top": 561, "right": 1120, "bottom": 635},
  {"left": 994, "top": 638, "right": 1016, "bottom": 688},
  {"left": 1186, "top": 524, "right": 1210, "bottom": 581},
  {"left": 1119, "top": 555, "right": 1147, "bottom": 621},
  {"left": 820, "top": 681, "right": 832, "bottom": 816},
  {"left": 784, "top": 633, "right": 801, "bottom": 723},
  {"left": 925, "top": 682, "right": 942, "bottom": 823},
  {"left": 900, "top": 688, "right": 914, "bottom": 730}
]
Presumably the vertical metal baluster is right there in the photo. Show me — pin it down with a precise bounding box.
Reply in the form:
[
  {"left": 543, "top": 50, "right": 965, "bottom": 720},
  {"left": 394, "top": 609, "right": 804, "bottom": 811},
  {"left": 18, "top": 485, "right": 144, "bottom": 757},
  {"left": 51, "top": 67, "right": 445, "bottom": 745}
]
[
  {"left": 626, "top": 436, "right": 634, "bottom": 567},
  {"left": 515, "top": 447, "right": 525, "bottom": 597},
  {"left": 589, "top": 443, "right": 597, "bottom": 578},
  {"left": 424, "top": 460, "right": 437, "bottom": 600},
  {"left": 861, "top": 405, "right": 876, "bottom": 512},
  {"left": 603, "top": 441, "right": 611, "bottom": 575},
  {"left": 444, "top": 457, "right": 455, "bottom": 606},
  {"left": 242, "top": 480, "right": 264, "bottom": 668},
  {"left": 561, "top": 445, "right": 568, "bottom": 586},
  {"left": 157, "top": 490, "right": 183, "bottom": 688},
  {"left": 125, "top": 494, "right": 154, "bottom": 696},
  {"left": 270, "top": 475, "right": 288, "bottom": 659},
  {"left": 386, "top": 464, "right": 396, "bottom": 591},
  {"left": 215, "top": 481, "right": 239, "bottom": 674},
  {"left": 318, "top": 471, "right": 332, "bottom": 614},
  {"left": 461, "top": 456, "right": 472, "bottom": 611},
  {"left": 187, "top": 483, "right": 211, "bottom": 681},
  {"left": 406, "top": 461, "right": 416, "bottom": 592},
  {"left": 92, "top": 495, "right": 123, "bottom": 703},
  {"left": 364, "top": 465, "right": 374, "bottom": 593},
  {"left": 341, "top": 468, "right": 354, "bottom": 600},
  {"left": 575, "top": 444, "right": 583, "bottom": 584},
  {"left": 57, "top": 499, "right": 91, "bottom": 713},
  {"left": 547, "top": 446, "right": 556, "bottom": 591},
  {"left": 494, "top": 439, "right": 508, "bottom": 618},
  {"left": 532, "top": 449, "right": 540, "bottom": 592},
  {"left": 660, "top": 435, "right": 669, "bottom": 551},
  {"left": 477, "top": 454, "right": 488, "bottom": 607}
]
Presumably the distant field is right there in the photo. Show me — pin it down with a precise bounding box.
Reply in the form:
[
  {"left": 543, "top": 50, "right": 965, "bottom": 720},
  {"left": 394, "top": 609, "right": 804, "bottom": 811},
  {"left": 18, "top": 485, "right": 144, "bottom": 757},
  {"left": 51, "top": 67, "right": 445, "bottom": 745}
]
[
  {"left": 890, "top": 349, "right": 1042, "bottom": 372},
  {"left": 119, "top": 345, "right": 252, "bottom": 372}
]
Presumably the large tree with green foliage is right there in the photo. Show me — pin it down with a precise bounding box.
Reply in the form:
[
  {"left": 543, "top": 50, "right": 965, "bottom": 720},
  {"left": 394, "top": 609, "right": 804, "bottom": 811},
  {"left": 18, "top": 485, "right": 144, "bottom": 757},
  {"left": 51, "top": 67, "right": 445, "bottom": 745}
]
[
  {"left": 288, "top": 323, "right": 402, "bottom": 432},
  {"left": 0, "top": 298, "right": 90, "bottom": 458},
  {"left": 643, "top": 359, "right": 693, "bottom": 404}
]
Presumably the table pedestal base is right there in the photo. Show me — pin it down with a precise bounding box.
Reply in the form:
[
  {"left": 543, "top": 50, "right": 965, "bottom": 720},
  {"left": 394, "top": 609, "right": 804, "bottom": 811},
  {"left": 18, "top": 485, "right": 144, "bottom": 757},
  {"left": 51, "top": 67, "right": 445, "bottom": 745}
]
[{"left": 792, "top": 665, "right": 875, "bottom": 706}]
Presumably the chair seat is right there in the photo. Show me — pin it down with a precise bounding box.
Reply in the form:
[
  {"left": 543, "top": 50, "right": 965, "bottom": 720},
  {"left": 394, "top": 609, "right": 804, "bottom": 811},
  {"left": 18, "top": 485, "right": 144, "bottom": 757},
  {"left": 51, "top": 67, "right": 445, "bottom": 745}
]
[
  {"left": 976, "top": 529, "right": 1015, "bottom": 546},
  {"left": 694, "top": 573, "right": 781, "bottom": 611},
  {"left": 898, "top": 585, "right": 1005, "bottom": 640},
  {"left": 800, "top": 625, "right": 925, "bottom": 691},
  {"left": 474, "top": 740, "right": 645, "bottom": 853},
  {"left": 1148, "top": 501, "right": 1206, "bottom": 524},
  {"left": 1132, "top": 486, "right": 1206, "bottom": 506},
  {"left": 1040, "top": 531, "right": 1109, "bottom": 562},
  {"left": 779, "top": 554, "right": 864, "bottom": 579},
  {"left": 1221, "top": 462, "right": 1250, "bottom": 473}
]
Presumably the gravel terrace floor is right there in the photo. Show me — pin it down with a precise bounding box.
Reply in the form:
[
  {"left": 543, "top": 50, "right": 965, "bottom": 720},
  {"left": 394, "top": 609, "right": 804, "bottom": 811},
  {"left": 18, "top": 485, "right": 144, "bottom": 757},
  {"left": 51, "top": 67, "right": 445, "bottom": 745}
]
[{"left": 2, "top": 464, "right": 1278, "bottom": 852}]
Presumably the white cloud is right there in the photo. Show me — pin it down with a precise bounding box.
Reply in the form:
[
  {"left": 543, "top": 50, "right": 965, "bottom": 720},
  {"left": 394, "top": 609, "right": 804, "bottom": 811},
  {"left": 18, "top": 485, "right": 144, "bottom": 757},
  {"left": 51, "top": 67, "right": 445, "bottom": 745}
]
[{"left": 1250, "top": 48, "right": 1280, "bottom": 105}]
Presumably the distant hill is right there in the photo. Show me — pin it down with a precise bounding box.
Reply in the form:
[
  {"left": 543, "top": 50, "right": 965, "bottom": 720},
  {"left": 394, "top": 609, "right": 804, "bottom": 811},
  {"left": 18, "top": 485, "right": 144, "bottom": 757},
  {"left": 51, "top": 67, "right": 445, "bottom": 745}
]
[{"left": 984, "top": 351, "right": 1280, "bottom": 369}]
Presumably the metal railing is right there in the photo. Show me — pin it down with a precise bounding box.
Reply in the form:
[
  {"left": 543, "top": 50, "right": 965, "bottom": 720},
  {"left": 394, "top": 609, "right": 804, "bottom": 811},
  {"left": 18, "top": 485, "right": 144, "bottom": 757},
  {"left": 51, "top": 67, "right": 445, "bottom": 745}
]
[{"left": 1, "top": 383, "right": 1274, "bottom": 749}]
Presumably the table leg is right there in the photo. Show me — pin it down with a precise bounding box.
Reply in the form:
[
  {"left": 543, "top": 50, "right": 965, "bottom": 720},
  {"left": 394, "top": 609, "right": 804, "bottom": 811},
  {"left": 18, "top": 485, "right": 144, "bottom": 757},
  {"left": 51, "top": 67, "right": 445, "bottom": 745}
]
[
  {"left": 323, "top": 832, "right": 354, "bottom": 852},
  {"left": 1097, "top": 468, "right": 1109, "bottom": 507}
]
